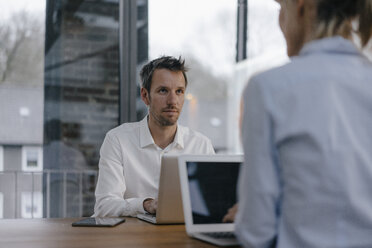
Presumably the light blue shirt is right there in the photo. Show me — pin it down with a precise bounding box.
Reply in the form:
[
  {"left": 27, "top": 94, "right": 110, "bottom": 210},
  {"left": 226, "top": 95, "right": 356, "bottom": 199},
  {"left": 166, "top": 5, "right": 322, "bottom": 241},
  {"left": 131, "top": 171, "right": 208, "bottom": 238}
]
[{"left": 235, "top": 37, "right": 372, "bottom": 248}]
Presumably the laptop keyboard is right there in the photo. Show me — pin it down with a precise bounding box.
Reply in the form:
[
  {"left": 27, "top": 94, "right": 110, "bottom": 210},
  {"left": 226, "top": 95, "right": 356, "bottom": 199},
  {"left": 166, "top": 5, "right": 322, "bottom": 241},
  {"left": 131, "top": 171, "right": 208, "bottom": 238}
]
[
  {"left": 144, "top": 213, "right": 156, "bottom": 219},
  {"left": 201, "top": 232, "right": 236, "bottom": 239}
]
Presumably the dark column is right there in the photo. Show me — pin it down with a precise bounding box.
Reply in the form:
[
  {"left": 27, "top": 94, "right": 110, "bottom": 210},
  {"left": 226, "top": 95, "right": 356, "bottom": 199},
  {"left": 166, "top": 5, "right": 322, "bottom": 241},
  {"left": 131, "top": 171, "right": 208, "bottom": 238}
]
[{"left": 236, "top": 0, "right": 248, "bottom": 62}]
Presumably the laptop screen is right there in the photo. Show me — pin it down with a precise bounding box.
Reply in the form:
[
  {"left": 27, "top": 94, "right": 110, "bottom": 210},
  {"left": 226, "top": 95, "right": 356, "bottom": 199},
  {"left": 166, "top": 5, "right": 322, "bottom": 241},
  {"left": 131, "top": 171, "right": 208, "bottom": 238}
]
[{"left": 186, "top": 161, "right": 240, "bottom": 224}]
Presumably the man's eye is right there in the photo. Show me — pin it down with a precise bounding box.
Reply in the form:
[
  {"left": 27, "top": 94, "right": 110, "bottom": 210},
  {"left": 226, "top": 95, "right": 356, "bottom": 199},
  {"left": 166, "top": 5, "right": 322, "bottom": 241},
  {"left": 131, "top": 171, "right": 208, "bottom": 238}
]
[
  {"left": 176, "top": 89, "right": 184, "bottom": 94},
  {"left": 159, "top": 88, "right": 167, "bottom": 93}
]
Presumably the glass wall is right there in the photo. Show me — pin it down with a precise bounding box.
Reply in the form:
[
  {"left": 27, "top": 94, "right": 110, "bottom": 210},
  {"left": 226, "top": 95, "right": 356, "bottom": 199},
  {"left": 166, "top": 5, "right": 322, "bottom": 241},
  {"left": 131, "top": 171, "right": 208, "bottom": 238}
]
[
  {"left": 0, "top": 0, "right": 148, "bottom": 219},
  {"left": 231, "top": 0, "right": 288, "bottom": 153},
  {"left": 147, "top": 0, "right": 236, "bottom": 153},
  {"left": 0, "top": 0, "right": 288, "bottom": 218},
  {"left": 43, "top": 0, "right": 121, "bottom": 217},
  {"left": 146, "top": 0, "right": 287, "bottom": 154},
  {"left": 145, "top": 0, "right": 290, "bottom": 154},
  {"left": 4, "top": 0, "right": 369, "bottom": 219}
]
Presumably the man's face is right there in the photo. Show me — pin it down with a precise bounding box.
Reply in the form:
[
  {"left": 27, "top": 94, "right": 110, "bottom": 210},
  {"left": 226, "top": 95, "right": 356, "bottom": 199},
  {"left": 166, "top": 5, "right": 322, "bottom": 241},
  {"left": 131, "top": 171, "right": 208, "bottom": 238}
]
[{"left": 141, "top": 68, "right": 186, "bottom": 126}]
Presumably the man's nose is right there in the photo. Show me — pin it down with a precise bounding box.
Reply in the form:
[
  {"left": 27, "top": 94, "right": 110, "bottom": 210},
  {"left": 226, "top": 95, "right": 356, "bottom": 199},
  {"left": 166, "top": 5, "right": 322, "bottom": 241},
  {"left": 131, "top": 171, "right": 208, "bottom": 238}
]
[{"left": 167, "top": 91, "right": 178, "bottom": 105}]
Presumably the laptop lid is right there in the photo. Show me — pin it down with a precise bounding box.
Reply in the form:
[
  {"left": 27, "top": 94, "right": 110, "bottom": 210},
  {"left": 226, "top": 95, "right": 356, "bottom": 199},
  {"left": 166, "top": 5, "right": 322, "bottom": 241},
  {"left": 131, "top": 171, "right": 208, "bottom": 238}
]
[
  {"left": 178, "top": 154, "right": 243, "bottom": 234},
  {"left": 155, "top": 155, "right": 184, "bottom": 223}
]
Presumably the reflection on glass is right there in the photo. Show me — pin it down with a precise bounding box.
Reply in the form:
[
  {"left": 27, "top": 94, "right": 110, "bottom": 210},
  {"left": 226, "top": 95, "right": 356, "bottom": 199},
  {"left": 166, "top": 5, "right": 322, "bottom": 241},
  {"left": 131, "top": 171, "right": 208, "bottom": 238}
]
[
  {"left": 186, "top": 162, "right": 240, "bottom": 224},
  {"left": 43, "top": 0, "right": 120, "bottom": 217}
]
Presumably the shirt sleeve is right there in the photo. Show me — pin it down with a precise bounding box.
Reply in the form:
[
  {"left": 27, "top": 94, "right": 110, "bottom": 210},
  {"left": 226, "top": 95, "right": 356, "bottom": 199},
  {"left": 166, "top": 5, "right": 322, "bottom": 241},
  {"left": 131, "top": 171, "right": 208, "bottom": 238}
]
[
  {"left": 206, "top": 139, "right": 216, "bottom": 155},
  {"left": 235, "top": 77, "right": 281, "bottom": 248},
  {"left": 93, "top": 132, "right": 149, "bottom": 217}
]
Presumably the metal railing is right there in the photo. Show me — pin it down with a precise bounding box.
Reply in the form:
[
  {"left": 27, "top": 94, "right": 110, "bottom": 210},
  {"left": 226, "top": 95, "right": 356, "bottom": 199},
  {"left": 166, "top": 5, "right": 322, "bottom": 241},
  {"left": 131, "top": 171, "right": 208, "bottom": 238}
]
[{"left": 0, "top": 170, "right": 98, "bottom": 219}]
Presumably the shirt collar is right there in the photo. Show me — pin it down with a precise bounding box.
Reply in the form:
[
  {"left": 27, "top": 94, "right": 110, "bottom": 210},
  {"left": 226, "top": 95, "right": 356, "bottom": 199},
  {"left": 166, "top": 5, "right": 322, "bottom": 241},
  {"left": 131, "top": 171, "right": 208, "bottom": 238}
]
[
  {"left": 299, "top": 36, "right": 361, "bottom": 57},
  {"left": 173, "top": 125, "right": 184, "bottom": 149},
  {"left": 139, "top": 115, "right": 184, "bottom": 149},
  {"left": 139, "top": 116, "right": 155, "bottom": 148}
]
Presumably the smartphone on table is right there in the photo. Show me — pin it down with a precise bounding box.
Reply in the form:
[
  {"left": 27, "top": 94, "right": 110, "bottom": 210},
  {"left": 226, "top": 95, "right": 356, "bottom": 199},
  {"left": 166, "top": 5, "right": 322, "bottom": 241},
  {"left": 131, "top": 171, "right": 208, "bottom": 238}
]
[{"left": 72, "top": 217, "right": 125, "bottom": 227}]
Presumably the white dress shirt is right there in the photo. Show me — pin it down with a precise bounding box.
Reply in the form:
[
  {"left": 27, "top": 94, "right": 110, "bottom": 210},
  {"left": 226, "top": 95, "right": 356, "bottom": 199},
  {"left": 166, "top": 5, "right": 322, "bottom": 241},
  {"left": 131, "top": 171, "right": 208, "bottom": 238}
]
[
  {"left": 94, "top": 116, "right": 215, "bottom": 217},
  {"left": 236, "top": 37, "right": 372, "bottom": 248}
]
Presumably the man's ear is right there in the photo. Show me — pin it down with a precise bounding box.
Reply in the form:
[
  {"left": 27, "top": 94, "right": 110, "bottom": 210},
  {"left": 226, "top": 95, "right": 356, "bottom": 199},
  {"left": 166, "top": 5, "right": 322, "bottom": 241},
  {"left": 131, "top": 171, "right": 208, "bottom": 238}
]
[{"left": 140, "top": 87, "right": 150, "bottom": 106}]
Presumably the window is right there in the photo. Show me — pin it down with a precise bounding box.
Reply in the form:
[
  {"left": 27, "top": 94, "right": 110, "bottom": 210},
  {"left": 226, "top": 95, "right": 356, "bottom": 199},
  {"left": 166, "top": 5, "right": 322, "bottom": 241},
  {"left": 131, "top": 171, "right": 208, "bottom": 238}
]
[
  {"left": 0, "top": 146, "right": 3, "bottom": 171},
  {"left": 148, "top": 0, "right": 236, "bottom": 153},
  {"left": 22, "top": 146, "right": 43, "bottom": 172},
  {"left": 43, "top": 0, "right": 122, "bottom": 218},
  {"left": 1, "top": 0, "right": 145, "bottom": 218},
  {"left": 21, "top": 192, "right": 43, "bottom": 218},
  {"left": 0, "top": 192, "right": 3, "bottom": 218},
  {"left": 230, "top": 0, "right": 288, "bottom": 153}
]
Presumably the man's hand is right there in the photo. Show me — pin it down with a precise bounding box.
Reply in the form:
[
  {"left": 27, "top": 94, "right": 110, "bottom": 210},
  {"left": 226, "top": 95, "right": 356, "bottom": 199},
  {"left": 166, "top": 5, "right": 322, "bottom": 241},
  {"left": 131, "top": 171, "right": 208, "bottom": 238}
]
[
  {"left": 222, "top": 203, "right": 238, "bottom": 223},
  {"left": 143, "top": 198, "right": 158, "bottom": 214}
]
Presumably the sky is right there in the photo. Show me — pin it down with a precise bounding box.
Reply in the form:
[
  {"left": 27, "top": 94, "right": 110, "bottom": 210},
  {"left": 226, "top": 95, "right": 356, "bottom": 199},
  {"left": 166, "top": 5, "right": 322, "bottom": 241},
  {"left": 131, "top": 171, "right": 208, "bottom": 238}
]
[
  {"left": 149, "top": 0, "right": 286, "bottom": 79},
  {"left": 149, "top": 0, "right": 236, "bottom": 77},
  {"left": 0, "top": 0, "right": 286, "bottom": 78},
  {"left": 0, "top": 0, "right": 45, "bottom": 21}
]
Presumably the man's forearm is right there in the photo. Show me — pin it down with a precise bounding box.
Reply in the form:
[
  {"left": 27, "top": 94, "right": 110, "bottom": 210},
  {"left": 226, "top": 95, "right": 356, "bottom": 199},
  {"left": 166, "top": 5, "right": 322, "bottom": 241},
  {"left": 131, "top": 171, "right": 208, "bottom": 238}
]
[{"left": 94, "top": 195, "right": 148, "bottom": 217}]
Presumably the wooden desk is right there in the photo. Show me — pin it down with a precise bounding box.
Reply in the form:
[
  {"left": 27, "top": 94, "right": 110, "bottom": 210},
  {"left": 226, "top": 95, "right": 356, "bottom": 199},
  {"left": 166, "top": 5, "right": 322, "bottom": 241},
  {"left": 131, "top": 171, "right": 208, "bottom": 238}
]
[{"left": 0, "top": 217, "right": 220, "bottom": 248}]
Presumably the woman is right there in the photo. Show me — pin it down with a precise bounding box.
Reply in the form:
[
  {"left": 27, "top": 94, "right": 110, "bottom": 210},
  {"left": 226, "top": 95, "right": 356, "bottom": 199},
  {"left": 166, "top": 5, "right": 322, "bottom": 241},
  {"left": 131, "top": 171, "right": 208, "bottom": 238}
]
[{"left": 235, "top": 0, "right": 372, "bottom": 247}]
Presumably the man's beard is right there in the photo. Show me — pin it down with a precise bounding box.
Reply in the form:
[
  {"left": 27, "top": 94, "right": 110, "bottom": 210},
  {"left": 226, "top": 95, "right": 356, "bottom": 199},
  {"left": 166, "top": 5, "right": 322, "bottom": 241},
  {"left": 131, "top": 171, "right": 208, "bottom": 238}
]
[{"left": 150, "top": 107, "right": 179, "bottom": 126}]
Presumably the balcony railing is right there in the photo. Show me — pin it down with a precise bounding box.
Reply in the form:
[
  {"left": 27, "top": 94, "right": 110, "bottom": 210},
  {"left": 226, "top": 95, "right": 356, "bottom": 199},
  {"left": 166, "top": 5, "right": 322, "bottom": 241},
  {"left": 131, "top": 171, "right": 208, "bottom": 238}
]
[{"left": 0, "top": 170, "right": 98, "bottom": 219}]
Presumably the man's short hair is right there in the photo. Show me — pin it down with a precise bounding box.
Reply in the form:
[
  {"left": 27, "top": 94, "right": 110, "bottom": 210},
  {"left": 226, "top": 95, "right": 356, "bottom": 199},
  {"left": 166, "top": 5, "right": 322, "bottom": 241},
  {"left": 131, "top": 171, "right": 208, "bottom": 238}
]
[{"left": 140, "top": 56, "right": 188, "bottom": 92}]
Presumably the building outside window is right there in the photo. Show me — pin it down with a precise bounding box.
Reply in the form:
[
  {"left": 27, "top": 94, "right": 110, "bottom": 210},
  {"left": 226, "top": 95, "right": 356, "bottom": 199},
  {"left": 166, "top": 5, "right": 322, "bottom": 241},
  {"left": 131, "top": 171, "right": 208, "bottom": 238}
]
[
  {"left": 21, "top": 192, "right": 43, "bottom": 218},
  {"left": 0, "top": 0, "right": 143, "bottom": 218},
  {"left": 22, "top": 146, "right": 43, "bottom": 172},
  {"left": 0, "top": 0, "right": 45, "bottom": 218}
]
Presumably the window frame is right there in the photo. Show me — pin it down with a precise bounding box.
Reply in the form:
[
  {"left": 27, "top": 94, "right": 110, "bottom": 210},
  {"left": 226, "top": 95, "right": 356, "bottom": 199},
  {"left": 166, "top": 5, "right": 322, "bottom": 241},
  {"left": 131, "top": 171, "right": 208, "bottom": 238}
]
[
  {"left": 0, "top": 192, "right": 3, "bottom": 218},
  {"left": 22, "top": 146, "right": 43, "bottom": 172},
  {"left": 0, "top": 146, "right": 3, "bottom": 171}
]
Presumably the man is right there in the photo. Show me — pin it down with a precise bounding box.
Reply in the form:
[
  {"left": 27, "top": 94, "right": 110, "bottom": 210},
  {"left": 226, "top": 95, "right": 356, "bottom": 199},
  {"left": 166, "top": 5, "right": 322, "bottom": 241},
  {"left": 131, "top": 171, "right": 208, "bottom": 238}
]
[{"left": 94, "top": 56, "right": 215, "bottom": 217}]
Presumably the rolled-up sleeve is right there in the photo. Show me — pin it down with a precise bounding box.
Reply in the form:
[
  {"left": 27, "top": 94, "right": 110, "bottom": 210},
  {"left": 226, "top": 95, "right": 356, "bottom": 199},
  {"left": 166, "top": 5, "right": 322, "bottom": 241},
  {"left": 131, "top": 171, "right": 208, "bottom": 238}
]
[
  {"left": 206, "top": 139, "right": 216, "bottom": 155},
  {"left": 235, "top": 77, "right": 281, "bottom": 248},
  {"left": 93, "top": 132, "right": 147, "bottom": 217}
]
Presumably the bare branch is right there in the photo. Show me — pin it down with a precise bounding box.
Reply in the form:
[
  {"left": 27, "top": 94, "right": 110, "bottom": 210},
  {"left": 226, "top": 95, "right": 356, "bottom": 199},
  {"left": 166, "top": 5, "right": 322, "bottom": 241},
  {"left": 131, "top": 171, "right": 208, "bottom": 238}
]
[{"left": 0, "top": 10, "right": 44, "bottom": 84}]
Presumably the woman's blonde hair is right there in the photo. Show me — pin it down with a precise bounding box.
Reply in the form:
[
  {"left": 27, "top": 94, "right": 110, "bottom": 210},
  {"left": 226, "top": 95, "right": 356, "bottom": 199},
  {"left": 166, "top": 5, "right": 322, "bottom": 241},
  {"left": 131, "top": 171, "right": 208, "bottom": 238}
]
[{"left": 314, "top": 0, "right": 372, "bottom": 47}]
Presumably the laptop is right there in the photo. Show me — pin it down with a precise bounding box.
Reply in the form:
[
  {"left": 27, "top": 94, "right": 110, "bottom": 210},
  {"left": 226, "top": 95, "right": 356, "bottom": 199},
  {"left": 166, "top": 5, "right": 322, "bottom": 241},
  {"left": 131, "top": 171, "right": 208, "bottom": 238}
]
[
  {"left": 137, "top": 155, "right": 184, "bottom": 224},
  {"left": 178, "top": 154, "right": 243, "bottom": 247}
]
